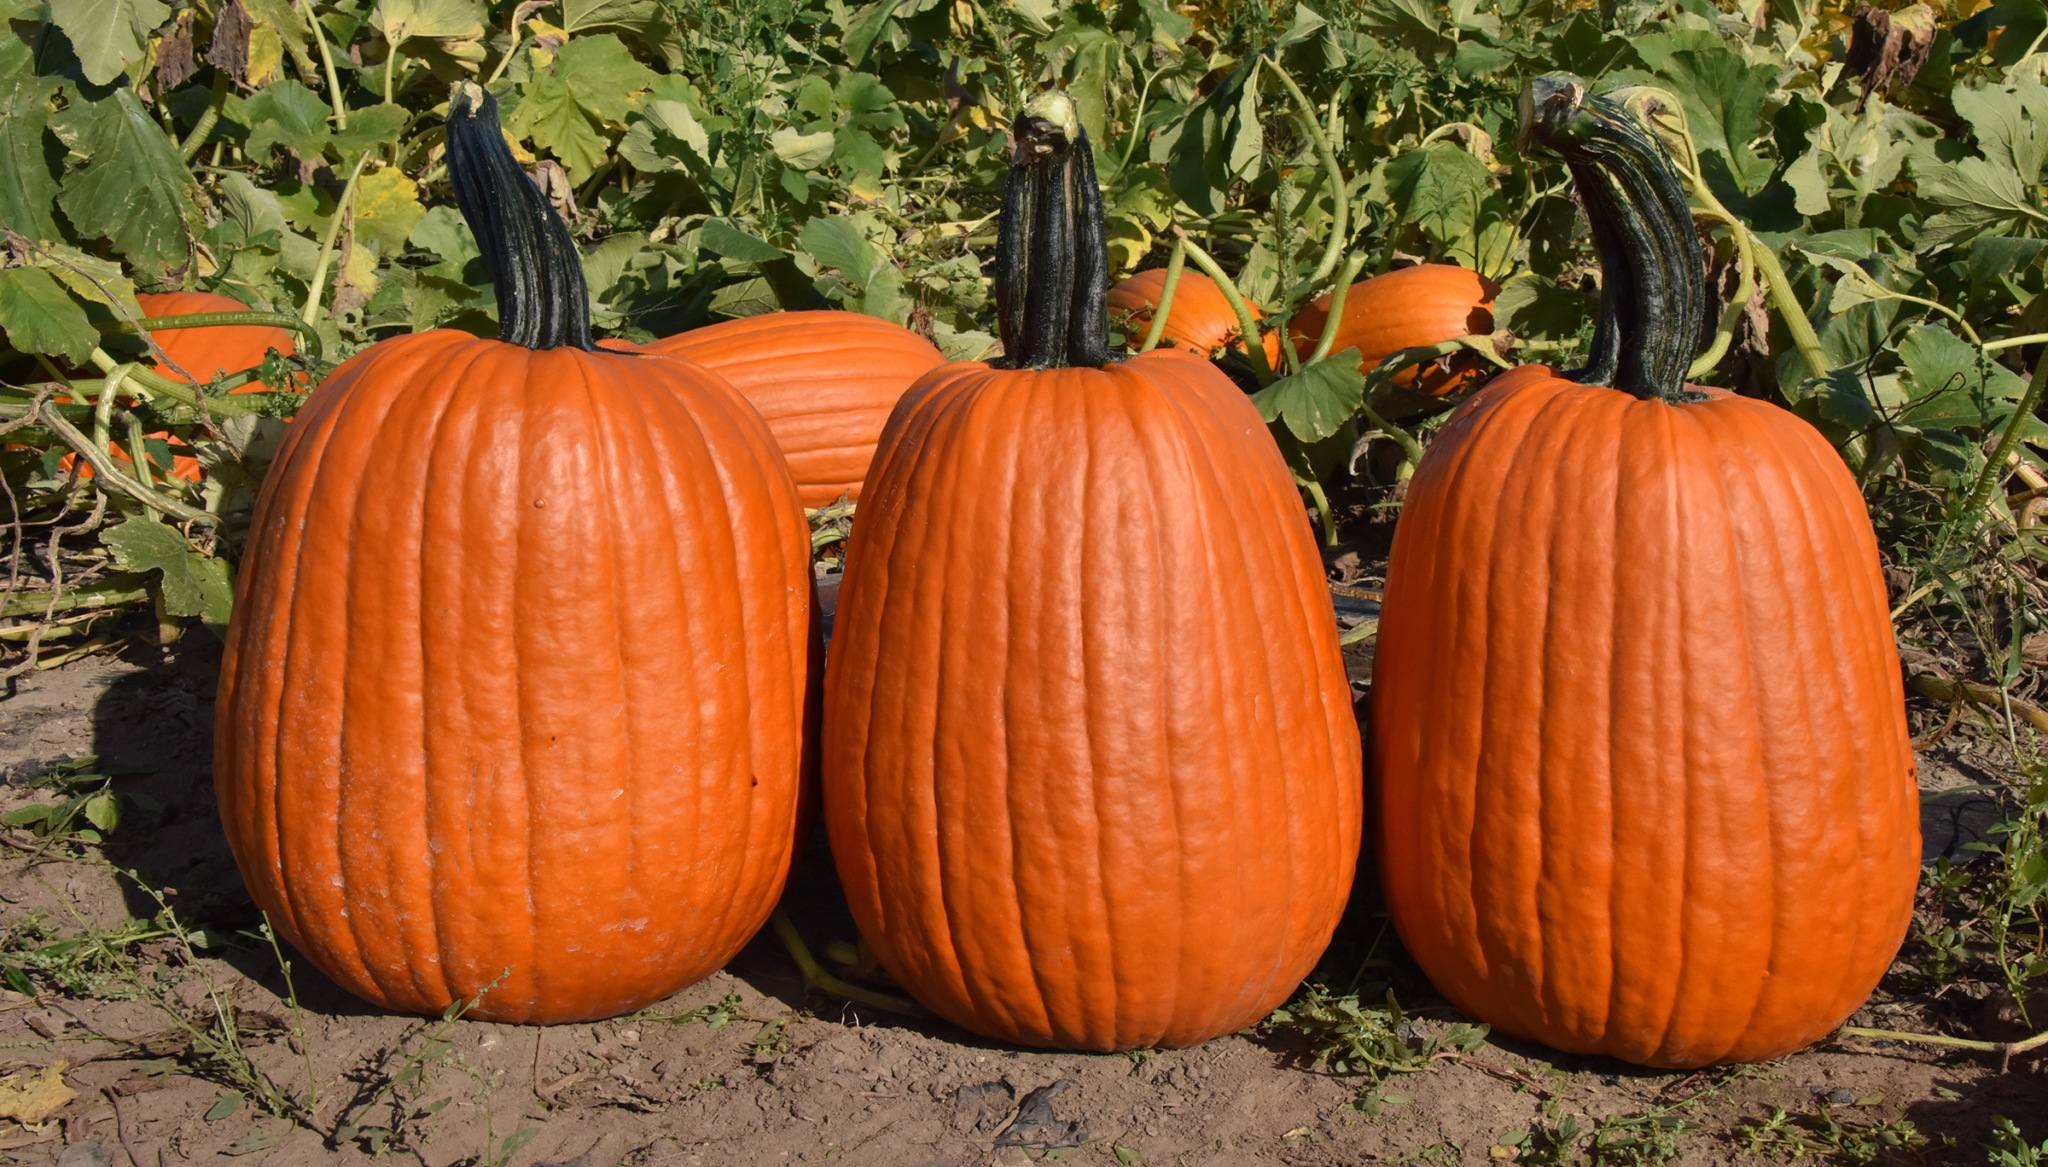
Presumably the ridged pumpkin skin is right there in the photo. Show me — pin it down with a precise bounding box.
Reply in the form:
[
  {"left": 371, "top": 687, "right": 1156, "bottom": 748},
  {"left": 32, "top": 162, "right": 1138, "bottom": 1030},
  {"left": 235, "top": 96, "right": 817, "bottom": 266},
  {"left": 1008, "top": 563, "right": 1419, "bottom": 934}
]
[
  {"left": 1373, "top": 365, "right": 1918, "bottom": 1068},
  {"left": 823, "top": 348, "right": 1363, "bottom": 1051},
  {"left": 216, "top": 330, "right": 813, "bottom": 1025},
  {"left": 1105, "top": 268, "right": 1283, "bottom": 366},
  {"left": 645, "top": 311, "right": 945, "bottom": 508},
  {"left": 1289, "top": 264, "right": 1496, "bottom": 395}
]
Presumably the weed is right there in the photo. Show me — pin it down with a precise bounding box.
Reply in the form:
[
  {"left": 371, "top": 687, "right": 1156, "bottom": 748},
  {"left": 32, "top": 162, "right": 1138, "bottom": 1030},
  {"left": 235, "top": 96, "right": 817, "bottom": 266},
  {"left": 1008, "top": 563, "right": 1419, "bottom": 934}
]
[
  {"left": 1737, "top": 1101, "right": 1928, "bottom": 1163},
  {"left": 332, "top": 969, "right": 510, "bottom": 1154},
  {"left": 1267, "top": 984, "right": 1488, "bottom": 1114},
  {"left": 1497, "top": 1068, "right": 1757, "bottom": 1167},
  {"left": 1988, "top": 1117, "right": 2048, "bottom": 1167},
  {"left": 0, "top": 756, "right": 157, "bottom": 860}
]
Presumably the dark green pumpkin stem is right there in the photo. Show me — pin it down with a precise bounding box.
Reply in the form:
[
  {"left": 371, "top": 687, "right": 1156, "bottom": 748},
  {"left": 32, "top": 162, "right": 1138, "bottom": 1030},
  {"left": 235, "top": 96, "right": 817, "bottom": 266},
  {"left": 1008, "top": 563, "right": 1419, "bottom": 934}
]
[
  {"left": 1518, "top": 75, "right": 1705, "bottom": 403},
  {"left": 993, "top": 90, "right": 1118, "bottom": 369},
  {"left": 446, "top": 83, "right": 594, "bottom": 351}
]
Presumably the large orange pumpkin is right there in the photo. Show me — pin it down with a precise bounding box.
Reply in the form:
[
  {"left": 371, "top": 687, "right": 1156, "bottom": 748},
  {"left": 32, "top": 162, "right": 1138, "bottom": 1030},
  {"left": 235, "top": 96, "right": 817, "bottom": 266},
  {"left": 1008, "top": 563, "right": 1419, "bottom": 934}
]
[
  {"left": 822, "top": 92, "right": 1361, "bottom": 1052},
  {"left": 65, "top": 290, "right": 294, "bottom": 482},
  {"left": 1373, "top": 78, "right": 1917, "bottom": 1068},
  {"left": 644, "top": 311, "right": 945, "bottom": 508},
  {"left": 1105, "top": 267, "right": 1283, "bottom": 367},
  {"left": 1289, "top": 264, "right": 1497, "bottom": 395},
  {"left": 215, "top": 84, "right": 813, "bottom": 1025}
]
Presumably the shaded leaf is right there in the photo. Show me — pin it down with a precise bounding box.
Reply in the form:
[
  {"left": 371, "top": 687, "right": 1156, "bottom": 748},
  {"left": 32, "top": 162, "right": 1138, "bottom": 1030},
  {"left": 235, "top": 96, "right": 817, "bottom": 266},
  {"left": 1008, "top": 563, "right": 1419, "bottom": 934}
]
[
  {"left": 1252, "top": 350, "right": 1367, "bottom": 441},
  {"left": 48, "top": 0, "right": 171, "bottom": 86},
  {"left": 0, "top": 267, "right": 99, "bottom": 364},
  {"left": 0, "top": 76, "right": 62, "bottom": 242},
  {"left": 57, "top": 89, "right": 201, "bottom": 271}
]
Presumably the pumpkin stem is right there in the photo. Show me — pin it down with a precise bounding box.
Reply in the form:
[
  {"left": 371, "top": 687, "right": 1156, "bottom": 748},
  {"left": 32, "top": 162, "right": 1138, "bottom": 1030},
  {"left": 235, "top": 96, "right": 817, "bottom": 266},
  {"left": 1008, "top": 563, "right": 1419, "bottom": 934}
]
[
  {"left": 993, "top": 90, "right": 1118, "bottom": 369},
  {"left": 1517, "top": 75, "right": 1705, "bottom": 404},
  {"left": 445, "top": 82, "right": 594, "bottom": 352}
]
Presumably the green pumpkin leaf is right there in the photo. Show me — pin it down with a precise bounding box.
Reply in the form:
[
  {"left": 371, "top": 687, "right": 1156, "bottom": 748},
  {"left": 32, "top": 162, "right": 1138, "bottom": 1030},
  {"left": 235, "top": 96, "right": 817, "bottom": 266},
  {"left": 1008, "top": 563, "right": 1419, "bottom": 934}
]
[
  {"left": 1252, "top": 349, "right": 1367, "bottom": 442},
  {"left": 47, "top": 0, "right": 171, "bottom": 86},
  {"left": 700, "top": 219, "right": 787, "bottom": 263},
  {"left": 56, "top": 89, "right": 201, "bottom": 271},
  {"left": 771, "top": 126, "right": 836, "bottom": 170},
  {"left": 243, "top": 79, "right": 333, "bottom": 163},
  {"left": 0, "top": 76, "right": 63, "bottom": 243},
  {"left": 1386, "top": 142, "right": 1492, "bottom": 244},
  {"left": 103, "top": 517, "right": 234, "bottom": 624},
  {"left": 0, "top": 267, "right": 99, "bottom": 365},
  {"left": 507, "top": 70, "right": 607, "bottom": 182},
  {"left": 553, "top": 33, "right": 656, "bottom": 124}
]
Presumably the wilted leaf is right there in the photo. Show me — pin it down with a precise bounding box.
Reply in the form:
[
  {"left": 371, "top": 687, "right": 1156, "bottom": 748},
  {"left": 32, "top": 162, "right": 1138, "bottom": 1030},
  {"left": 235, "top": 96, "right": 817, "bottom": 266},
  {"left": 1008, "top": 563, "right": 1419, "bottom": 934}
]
[
  {"left": 352, "top": 167, "right": 426, "bottom": 254},
  {"left": 373, "top": 0, "right": 483, "bottom": 45},
  {"left": 0, "top": 1062, "right": 75, "bottom": 1125}
]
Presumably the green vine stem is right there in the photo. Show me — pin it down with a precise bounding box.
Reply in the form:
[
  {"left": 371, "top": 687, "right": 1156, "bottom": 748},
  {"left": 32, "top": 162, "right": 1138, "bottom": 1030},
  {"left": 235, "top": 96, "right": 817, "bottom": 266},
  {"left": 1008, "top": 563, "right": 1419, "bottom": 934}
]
[
  {"left": 1138, "top": 237, "right": 1185, "bottom": 354},
  {"left": 301, "top": 151, "right": 373, "bottom": 324},
  {"left": 98, "top": 311, "right": 324, "bottom": 360},
  {"left": 1985, "top": 332, "right": 2048, "bottom": 352},
  {"left": 81, "top": 350, "right": 285, "bottom": 418},
  {"left": 33, "top": 404, "right": 218, "bottom": 525},
  {"left": 1688, "top": 214, "right": 1756, "bottom": 377},
  {"left": 299, "top": 0, "right": 348, "bottom": 132},
  {"left": 1260, "top": 57, "right": 1347, "bottom": 289},
  {"left": 1308, "top": 251, "right": 1371, "bottom": 366},
  {"left": 1109, "top": 65, "right": 1164, "bottom": 180},
  {"left": 120, "top": 412, "right": 158, "bottom": 492},
  {"left": 767, "top": 910, "right": 927, "bottom": 1018},
  {"left": 1358, "top": 398, "right": 1425, "bottom": 468},
  {"left": 179, "top": 72, "right": 231, "bottom": 162},
  {"left": 1959, "top": 343, "right": 2048, "bottom": 525},
  {"left": 1170, "top": 226, "right": 1275, "bottom": 386}
]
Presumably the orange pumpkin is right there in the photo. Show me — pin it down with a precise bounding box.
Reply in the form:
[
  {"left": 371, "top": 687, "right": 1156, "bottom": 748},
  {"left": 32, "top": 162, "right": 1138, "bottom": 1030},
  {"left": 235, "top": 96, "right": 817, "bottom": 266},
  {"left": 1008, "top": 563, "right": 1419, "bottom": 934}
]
[
  {"left": 1106, "top": 268, "right": 1283, "bottom": 366},
  {"left": 645, "top": 311, "right": 945, "bottom": 508},
  {"left": 822, "top": 92, "right": 1361, "bottom": 1052},
  {"left": 215, "top": 84, "right": 813, "bottom": 1025},
  {"left": 64, "top": 290, "right": 294, "bottom": 482},
  {"left": 1372, "top": 78, "right": 1917, "bottom": 1068},
  {"left": 1289, "top": 264, "right": 1497, "bottom": 394}
]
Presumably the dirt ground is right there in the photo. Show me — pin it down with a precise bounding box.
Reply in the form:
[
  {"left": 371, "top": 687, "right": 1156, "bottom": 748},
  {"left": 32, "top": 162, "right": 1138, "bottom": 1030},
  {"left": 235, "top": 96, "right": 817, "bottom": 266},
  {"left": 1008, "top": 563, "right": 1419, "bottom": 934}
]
[{"left": 0, "top": 567, "right": 2043, "bottom": 1167}]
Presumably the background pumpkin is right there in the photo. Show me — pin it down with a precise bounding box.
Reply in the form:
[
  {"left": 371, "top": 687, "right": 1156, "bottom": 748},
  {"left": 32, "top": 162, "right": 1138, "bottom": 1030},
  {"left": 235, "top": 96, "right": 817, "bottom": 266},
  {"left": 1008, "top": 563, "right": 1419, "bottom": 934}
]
[
  {"left": 1106, "top": 267, "right": 1283, "bottom": 366},
  {"left": 822, "top": 92, "right": 1362, "bottom": 1052},
  {"left": 644, "top": 311, "right": 945, "bottom": 508},
  {"left": 1288, "top": 264, "right": 1497, "bottom": 395},
  {"left": 1372, "top": 79, "right": 1918, "bottom": 1068},
  {"left": 61, "top": 290, "right": 295, "bottom": 482},
  {"left": 215, "top": 84, "right": 814, "bottom": 1025}
]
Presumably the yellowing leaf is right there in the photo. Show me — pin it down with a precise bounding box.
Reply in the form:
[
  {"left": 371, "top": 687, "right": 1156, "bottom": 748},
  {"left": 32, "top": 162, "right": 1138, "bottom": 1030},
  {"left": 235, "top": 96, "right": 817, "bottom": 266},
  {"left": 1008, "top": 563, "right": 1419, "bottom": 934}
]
[
  {"left": 373, "top": 0, "right": 483, "bottom": 46},
  {"left": 352, "top": 167, "right": 426, "bottom": 255},
  {"left": 245, "top": 22, "right": 283, "bottom": 86},
  {"left": 0, "top": 1062, "right": 75, "bottom": 1125},
  {"left": 771, "top": 126, "right": 835, "bottom": 170},
  {"left": 527, "top": 44, "right": 555, "bottom": 69},
  {"left": 846, "top": 172, "right": 884, "bottom": 202},
  {"left": 342, "top": 241, "right": 379, "bottom": 293}
]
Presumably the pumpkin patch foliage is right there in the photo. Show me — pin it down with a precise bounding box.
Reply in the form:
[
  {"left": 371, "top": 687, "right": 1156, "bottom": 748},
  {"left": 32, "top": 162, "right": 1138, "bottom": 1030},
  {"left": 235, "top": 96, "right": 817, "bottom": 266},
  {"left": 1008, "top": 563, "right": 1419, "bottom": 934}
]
[{"left": 1, "top": 0, "right": 2047, "bottom": 1149}]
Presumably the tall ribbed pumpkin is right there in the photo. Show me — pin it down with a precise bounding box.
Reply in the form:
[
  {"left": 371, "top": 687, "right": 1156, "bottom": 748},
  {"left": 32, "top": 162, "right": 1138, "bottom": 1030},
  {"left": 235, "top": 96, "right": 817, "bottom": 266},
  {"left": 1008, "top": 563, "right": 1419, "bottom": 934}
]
[
  {"left": 822, "top": 92, "right": 1362, "bottom": 1052},
  {"left": 215, "top": 85, "right": 813, "bottom": 1025},
  {"left": 1373, "top": 78, "right": 1917, "bottom": 1068},
  {"left": 645, "top": 311, "right": 945, "bottom": 507}
]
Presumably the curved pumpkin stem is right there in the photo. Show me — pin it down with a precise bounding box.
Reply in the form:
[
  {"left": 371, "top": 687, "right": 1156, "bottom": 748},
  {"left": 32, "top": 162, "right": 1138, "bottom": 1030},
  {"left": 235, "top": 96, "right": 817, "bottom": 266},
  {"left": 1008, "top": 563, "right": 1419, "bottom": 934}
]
[
  {"left": 993, "top": 90, "right": 1117, "bottom": 370},
  {"left": 445, "top": 82, "right": 594, "bottom": 352},
  {"left": 1517, "top": 75, "right": 1705, "bottom": 404}
]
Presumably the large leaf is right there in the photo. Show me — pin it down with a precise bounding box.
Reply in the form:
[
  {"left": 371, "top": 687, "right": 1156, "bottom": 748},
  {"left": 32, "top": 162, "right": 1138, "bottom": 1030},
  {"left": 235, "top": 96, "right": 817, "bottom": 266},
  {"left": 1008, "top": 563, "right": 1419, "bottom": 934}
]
[
  {"left": 0, "top": 267, "right": 99, "bottom": 364},
  {"left": 56, "top": 89, "right": 201, "bottom": 271},
  {"left": 103, "top": 517, "right": 234, "bottom": 625},
  {"left": 1952, "top": 76, "right": 2048, "bottom": 186},
  {"left": 48, "top": 0, "right": 171, "bottom": 86},
  {"left": 1252, "top": 350, "right": 1367, "bottom": 442},
  {"left": 371, "top": 0, "right": 482, "bottom": 45},
  {"left": 552, "top": 33, "right": 655, "bottom": 123},
  {"left": 506, "top": 71, "right": 607, "bottom": 181},
  {"left": 243, "top": 79, "right": 333, "bottom": 161},
  {"left": 1385, "top": 143, "right": 1493, "bottom": 243},
  {"left": 0, "top": 77, "right": 62, "bottom": 243}
]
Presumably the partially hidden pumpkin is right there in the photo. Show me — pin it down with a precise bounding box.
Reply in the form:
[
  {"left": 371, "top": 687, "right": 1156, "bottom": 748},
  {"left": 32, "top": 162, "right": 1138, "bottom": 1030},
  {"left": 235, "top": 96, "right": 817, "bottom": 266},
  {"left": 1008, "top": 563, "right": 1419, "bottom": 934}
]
[
  {"left": 1105, "top": 267, "right": 1284, "bottom": 367},
  {"left": 215, "top": 83, "right": 814, "bottom": 1025},
  {"left": 822, "top": 91, "right": 1362, "bottom": 1052},
  {"left": 1288, "top": 264, "right": 1497, "bottom": 395},
  {"left": 1372, "top": 77, "right": 1918, "bottom": 1069},
  {"left": 645, "top": 311, "right": 945, "bottom": 508},
  {"left": 65, "top": 290, "right": 295, "bottom": 482}
]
